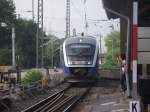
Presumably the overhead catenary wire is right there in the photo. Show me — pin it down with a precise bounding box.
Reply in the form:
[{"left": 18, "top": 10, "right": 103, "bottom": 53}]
[
  {"left": 70, "top": 1, "right": 85, "bottom": 32},
  {"left": 70, "top": 1, "right": 84, "bottom": 20}
]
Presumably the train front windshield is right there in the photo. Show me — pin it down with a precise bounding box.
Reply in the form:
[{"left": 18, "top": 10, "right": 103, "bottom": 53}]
[{"left": 66, "top": 44, "right": 95, "bottom": 65}]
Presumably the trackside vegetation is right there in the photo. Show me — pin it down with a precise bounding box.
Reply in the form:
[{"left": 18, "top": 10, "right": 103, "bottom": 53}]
[
  {"left": 21, "top": 70, "right": 43, "bottom": 86},
  {"left": 102, "top": 31, "right": 120, "bottom": 69}
]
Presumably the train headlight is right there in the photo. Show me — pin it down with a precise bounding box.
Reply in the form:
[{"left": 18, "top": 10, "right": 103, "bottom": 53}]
[
  {"left": 68, "top": 61, "right": 72, "bottom": 65},
  {"left": 88, "top": 61, "right": 91, "bottom": 64}
]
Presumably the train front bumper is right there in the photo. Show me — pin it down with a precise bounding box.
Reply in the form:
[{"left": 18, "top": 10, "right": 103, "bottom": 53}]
[{"left": 65, "top": 76, "right": 97, "bottom": 83}]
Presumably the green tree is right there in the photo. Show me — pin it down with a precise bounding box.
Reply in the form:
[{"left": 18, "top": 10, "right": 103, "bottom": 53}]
[
  {"left": 0, "top": 49, "right": 11, "bottom": 64},
  {"left": 15, "top": 19, "right": 38, "bottom": 68},
  {"left": 0, "top": 0, "right": 16, "bottom": 65},
  {"left": 0, "top": 0, "right": 16, "bottom": 25},
  {"left": 44, "top": 36, "right": 64, "bottom": 68},
  {"left": 102, "top": 31, "right": 120, "bottom": 69},
  {"left": 0, "top": 0, "right": 50, "bottom": 68}
]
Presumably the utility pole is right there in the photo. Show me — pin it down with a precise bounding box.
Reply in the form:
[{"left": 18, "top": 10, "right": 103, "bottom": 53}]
[
  {"left": 32, "top": 0, "right": 34, "bottom": 21},
  {"left": 59, "top": 45, "right": 62, "bottom": 67},
  {"left": 66, "top": 0, "right": 70, "bottom": 38},
  {"left": 12, "top": 27, "right": 15, "bottom": 66},
  {"left": 85, "top": 13, "right": 88, "bottom": 36},
  {"left": 99, "top": 34, "right": 102, "bottom": 64},
  {"left": 112, "top": 39, "right": 114, "bottom": 60},
  {"left": 51, "top": 41, "right": 53, "bottom": 68},
  {"left": 36, "top": 0, "right": 43, "bottom": 68}
]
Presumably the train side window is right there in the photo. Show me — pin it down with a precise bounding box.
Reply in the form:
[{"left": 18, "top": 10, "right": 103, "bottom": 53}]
[
  {"left": 147, "top": 64, "right": 150, "bottom": 75},
  {"left": 137, "top": 64, "right": 142, "bottom": 76}
]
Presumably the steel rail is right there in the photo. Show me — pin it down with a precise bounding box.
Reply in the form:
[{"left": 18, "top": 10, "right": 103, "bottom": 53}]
[
  {"left": 48, "top": 95, "right": 75, "bottom": 112},
  {"left": 22, "top": 85, "right": 71, "bottom": 112},
  {"left": 34, "top": 93, "right": 64, "bottom": 112},
  {"left": 22, "top": 85, "right": 91, "bottom": 112},
  {"left": 63, "top": 87, "right": 91, "bottom": 112}
]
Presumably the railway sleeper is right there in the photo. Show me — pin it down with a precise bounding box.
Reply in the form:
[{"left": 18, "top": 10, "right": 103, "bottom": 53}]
[
  {"left": 24, "top": 89, "right": 34, "bottom": 97},
  {"left": 0, "top": 96, "right": 12, "bottom": 111}
]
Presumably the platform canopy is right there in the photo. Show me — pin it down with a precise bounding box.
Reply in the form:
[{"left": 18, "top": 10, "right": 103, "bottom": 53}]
[
  {"left": 102, "top": 0, "right": 130, "bottom": 19},
  {"left": 102, "top": 0, "right": 150, "bottom": 26},
  {"left": 138, "top": 0, "right": 150, "bottom": 26},
  {"left": 102, "top": 0, "right": 132, "bottom": 55},
  {"left": 102, "top": 0, "right": 150, "bottom": 54}
]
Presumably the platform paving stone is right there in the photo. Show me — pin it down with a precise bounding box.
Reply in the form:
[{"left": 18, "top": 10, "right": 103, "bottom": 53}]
[{"left": 89, "top": 90, "right": 129, "bottom": 112}]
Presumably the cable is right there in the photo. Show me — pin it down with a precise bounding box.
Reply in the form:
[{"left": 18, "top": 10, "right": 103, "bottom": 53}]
[{"left": 70, "top": 1, "right": 85, "bottom": 26}]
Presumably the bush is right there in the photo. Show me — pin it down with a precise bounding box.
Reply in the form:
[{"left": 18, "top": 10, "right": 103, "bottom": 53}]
[
  {"left": 21, "top": 69, "right": 43, "bottom": 85},
  {"left": 101, "top": 52, "right": 120, "bottom": 69}
]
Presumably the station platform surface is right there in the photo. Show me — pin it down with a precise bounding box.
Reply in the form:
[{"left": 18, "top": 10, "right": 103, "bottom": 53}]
[
  {"left": 90, "top": 91, "right": 129, "bottom": 112},
  {"left": 73, "top": 80, "right": 129, "bottom": 112}
]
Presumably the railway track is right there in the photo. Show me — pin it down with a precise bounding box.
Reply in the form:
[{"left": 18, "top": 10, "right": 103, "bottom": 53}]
[{"left": 22, "top": 85, "right": 91, "bottom": 112}]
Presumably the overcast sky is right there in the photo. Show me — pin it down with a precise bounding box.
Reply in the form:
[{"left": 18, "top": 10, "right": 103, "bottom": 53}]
[{"left": 13, "top": 0, "right": 120, "bottom": 52}]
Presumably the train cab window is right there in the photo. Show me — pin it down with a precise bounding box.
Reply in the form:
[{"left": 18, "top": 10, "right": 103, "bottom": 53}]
[
  {"left": 66, "top": 44, "right": 95, "bottom": 65},
  {"left": 66, "top": 44, "right": 95, "bottom": 56}
]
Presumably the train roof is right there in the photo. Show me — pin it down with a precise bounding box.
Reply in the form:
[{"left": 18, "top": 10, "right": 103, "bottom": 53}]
[{"left": 64, "top": 36, "right": 97, "bottom": 45}]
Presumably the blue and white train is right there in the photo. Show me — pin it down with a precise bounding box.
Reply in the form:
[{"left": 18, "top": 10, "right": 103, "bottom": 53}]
[{"left": 62, "top": 36, "right": 99, "bottom": 83}]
